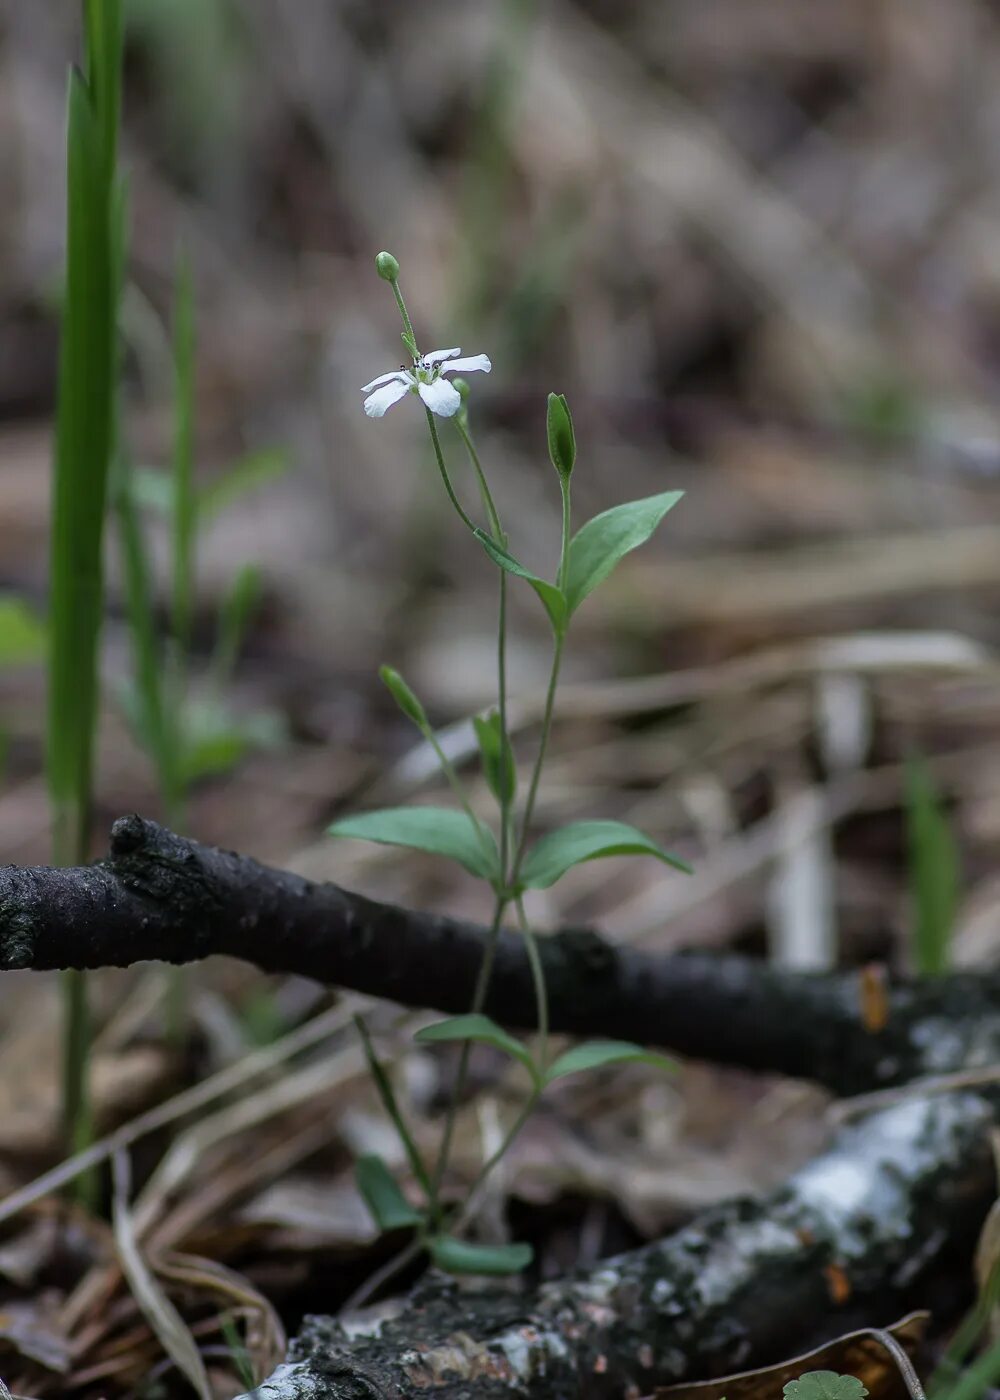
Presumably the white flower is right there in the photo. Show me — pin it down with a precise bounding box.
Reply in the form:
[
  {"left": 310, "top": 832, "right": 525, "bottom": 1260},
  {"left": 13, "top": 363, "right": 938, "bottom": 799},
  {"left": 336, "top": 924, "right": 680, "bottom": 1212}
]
[{"left": 361, "top": 346, "right": 491, "bottom": 419}]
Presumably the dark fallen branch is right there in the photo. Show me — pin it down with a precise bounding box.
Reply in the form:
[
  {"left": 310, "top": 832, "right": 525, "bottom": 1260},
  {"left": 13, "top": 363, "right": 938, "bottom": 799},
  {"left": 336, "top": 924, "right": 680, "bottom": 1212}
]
[
  {"left": 2, "top": 815, "right": 1000, "bottom": 1097},
  {"left": 240, "top": 1090, "right": 997, "bottom": 1400}
]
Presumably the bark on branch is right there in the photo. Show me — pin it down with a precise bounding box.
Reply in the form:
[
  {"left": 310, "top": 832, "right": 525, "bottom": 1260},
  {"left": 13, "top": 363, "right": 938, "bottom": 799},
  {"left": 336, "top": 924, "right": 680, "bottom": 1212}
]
[
  {"left": 2, "top": 815, "right": 1000, "bottom": 1096},
  {"left": 242, "top": 1090, "right": 997, "bottom": 1400}
]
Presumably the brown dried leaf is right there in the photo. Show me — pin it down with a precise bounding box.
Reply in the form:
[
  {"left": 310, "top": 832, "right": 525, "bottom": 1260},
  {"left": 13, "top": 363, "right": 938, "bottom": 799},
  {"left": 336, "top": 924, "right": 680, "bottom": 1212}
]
[{"left": 655, "top": 1312, "right": 929, "bottom": 1400}]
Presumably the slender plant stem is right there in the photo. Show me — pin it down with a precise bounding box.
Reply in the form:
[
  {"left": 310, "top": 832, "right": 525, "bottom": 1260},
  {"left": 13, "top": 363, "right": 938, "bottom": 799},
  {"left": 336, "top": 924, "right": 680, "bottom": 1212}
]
[
  {"left": 343, "top": 1235, "right": 424, "bottom": 1313},
  {"left": 510, "top": 634, "right": 564, "bottom": 882},
  {"left": 448, "top": 1090, "right": 540, "bottom": 1232},
  {"left": 427, "top": 891, "right": 509, "bottom": 1223},
  {"left": 425, "top": 409, "right": 478, "bottom": 535},
  {"left": 516, "top": 894, "right": 548, "bottom": 1070},
  {"left": 390, "top": 278, "right": 418, "bottom": 354},
  {"left": 454, "top": 417, "right": 502, "bottom": 541},
  {"left": 453, "top": 417, "right": 512, "bottom": 881},
  {"left": 423, "top": 727, "right": 494, "bottom": 867}
]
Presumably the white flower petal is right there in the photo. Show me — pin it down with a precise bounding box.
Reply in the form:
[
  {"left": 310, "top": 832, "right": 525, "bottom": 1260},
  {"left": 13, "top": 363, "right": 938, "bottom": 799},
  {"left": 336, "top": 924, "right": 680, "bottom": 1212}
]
[
  {"left": 364, "top": 379, "right": 411, "bottom": 417},
  {"left": 418, "top": 377, "right": 462, "bottom": 417},
  {"left": 360, "top": 369, "right": 410, "bottom": 394},
  {"left": 422, "top": 347, "right": 462, "bottom": 367},
  {"left": 441, "top": 354, "right": 491, "bottom": 376}
]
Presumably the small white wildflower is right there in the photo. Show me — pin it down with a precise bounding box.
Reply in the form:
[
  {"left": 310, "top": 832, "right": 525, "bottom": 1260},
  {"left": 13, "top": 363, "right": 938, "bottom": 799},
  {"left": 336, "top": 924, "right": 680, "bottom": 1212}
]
[{"left": 361, "top": 346, "right": 491, "bottom": 419}]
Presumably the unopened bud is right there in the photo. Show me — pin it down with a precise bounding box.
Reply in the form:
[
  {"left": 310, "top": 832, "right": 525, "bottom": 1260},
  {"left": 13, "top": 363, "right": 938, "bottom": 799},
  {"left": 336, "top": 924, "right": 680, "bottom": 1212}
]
[
  {"left": 546, "top": 392, "right": 576, "bottom": 481},
  {"left": 375, "top": 250, "right": 400, "bottom": 282}
]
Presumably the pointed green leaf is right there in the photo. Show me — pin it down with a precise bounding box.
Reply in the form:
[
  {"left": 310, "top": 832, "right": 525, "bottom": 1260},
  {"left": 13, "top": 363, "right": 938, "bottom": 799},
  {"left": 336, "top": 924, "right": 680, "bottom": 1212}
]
[
  {"left": 473, "top": 712, "right": 516, "bottom": 804},
  {"left": 328, "top": 806, "right": 499, "bottom": 881},
  {"left": 544, "top": 1040, "right": 675, "bottom": 1085},
  {"left": 564, "top": 491, "right": 683, "bottom": 616},
  {"left": 355, "top": 1154, "right": 423, "bottom": 1232},
  {"left": 415, "top": 1014, "right": 536, "bottom": 1079},
  {"left": 519, "top": 819, "right": 691, "bottom": 890},
  {"left": 473, "top": 530, "right": 566, "bottom": 634},
  {"left": 428, "top": 1236, "right": 533, "bottom": 1276}
]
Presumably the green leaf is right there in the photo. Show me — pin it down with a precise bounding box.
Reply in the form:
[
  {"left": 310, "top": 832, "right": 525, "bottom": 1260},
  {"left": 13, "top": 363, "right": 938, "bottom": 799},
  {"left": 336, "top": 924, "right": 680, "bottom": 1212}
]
[
  {"left": 170, "top": 252, "right": 197, "bottom": 653},
  {"left": 176, "top": 698, "right": 285, "bottom": 785},
  {"left": 354, "top": 1016, "right": 433, "bottom": 1199},
  {"left": 519, "top": 819, "right": 691, "bottom": 890},
  {"left": 905, "top": 754, "right": 959, "bottom": 976},
  {"left": 415, "top": 1014, "right": 536, "bottom": 1080},
  {"left": 380, "top": 665, "right": 429, "bottom": 728},
  {"left": 199, "top": 447, "right": 291, "bottom": 525},
  {"left": 546, "top": 392, "right": 575, "bottom": 481},
  {"left": 212, "top": 564, "right": 262, "bottom": 686},
  {"left": 328, "top": 806, "right": 499, "bottom": 881},
  {"left": 564, "top": 491, "right": 683, "bottom": 616},
  {"left": 783, "top": 1374, "right": 868, "bottom": 1400},
  {"left": 355, "top": 1154, "right": 423, "bottom": 1232},
  {"left": 473, "top": 530, "right": 566, "bottom": 635},
  {"left": 473, "top": 712, "right": 516, "bottom": 804},
  {"left": 544, "top": 1039, "right": 675, "bottom": 1085},
  {"left": 0, "top": 596, "right": 46, "bottom": 666},
  {"left": 428, "top": 1236, "right": 533, "bottom": 1276}
]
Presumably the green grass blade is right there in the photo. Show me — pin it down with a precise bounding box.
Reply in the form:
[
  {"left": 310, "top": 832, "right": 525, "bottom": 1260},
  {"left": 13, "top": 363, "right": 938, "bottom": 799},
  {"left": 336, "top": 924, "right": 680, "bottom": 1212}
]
[
  {"left": 905, "top": 754, "right": 959, "bottom": 976},
  {"left": 47, "top": 70, "right": 115, "bottom": 844},
  {"left": 85, "top": 0, "right": 123, "bottom": 177},
  {"left": 170, "top": 253, "right": 197, "bottom": 655}
]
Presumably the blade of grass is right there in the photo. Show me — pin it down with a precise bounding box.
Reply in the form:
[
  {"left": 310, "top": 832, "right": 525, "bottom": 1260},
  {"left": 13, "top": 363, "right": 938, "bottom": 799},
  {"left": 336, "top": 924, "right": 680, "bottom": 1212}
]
[
  {"left": 47, "top": 1, "right": 124, "bottom": 1181},
  {"left": 170, "top": 251, "right": 197, "bottom": 659}
]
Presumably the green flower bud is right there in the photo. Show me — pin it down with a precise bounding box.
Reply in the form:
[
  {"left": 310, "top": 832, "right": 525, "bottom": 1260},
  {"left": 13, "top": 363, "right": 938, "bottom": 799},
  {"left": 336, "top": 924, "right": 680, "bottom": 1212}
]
[
  {"left": 473, "top": 711, "right": 516, "bottom": 805},
  {"left": 546, "top": 392, "right": 576, "bottom": 481},
  {"left": 451, "top": 377, "right": 471, "bottom": 402},
  {"left": 375, "top": 250, "right": 401, "bottom": 282},
  {"left": 379, "top": 664, "right": 427, "bottom": 728}
]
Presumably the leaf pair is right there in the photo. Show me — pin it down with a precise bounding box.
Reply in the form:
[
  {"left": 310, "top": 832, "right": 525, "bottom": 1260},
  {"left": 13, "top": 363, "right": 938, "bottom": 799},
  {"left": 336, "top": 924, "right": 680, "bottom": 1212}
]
[
  {"left": 476, "top": 490, "right": 683, "bottom": 636},
  {"left": 329, "top": 808, "right": 689, "bottom": 890},
  {"left": 414, "top": 1013, "right": 676, "bottom": 1090}
]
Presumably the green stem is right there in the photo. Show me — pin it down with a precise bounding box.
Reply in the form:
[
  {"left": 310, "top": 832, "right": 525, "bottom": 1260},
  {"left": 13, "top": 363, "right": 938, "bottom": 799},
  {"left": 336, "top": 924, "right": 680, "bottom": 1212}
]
[
  {"left": 423, "top": 725, "right": 495, "bottom": 868},
  {"left": 447, "top": 1089, "right": 540, "bottom": 1233},
  {"left": 453, "top": 417, "right": 512, "bottom": 882},
  {"left": 516, "top": 894, "right": 548, "bottom": 1070},
  {"left": 510, "top": 633, "right": 564, "bottom": 882},
  {"left": 390, "top": 277, "right": 418, "bottom": 356},
  {"left": 510, "top": 478, "right": 571, "bottom": 885},
  {"left": 425, "top": 409, "right": 478, "bottom": 535},
  {"left": 427, "top": 891, "right": 509, "bottom": 1223},
  {"left": 454, "top": 417, "right": 502, "bottom": 541}
]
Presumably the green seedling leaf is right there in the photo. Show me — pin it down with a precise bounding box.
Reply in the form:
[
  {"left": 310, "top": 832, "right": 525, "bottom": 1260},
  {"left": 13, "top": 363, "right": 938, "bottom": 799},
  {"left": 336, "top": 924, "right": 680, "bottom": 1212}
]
[
  {"left": 473, "top": 712, "right": 516, "bottom": 804},
  {"left": 380, "top": 665, "right": 429, "bottom": 728},
  {"left": 415, "top": 1014, "right": 537, "bottom": 1080},
  {"left": 354, "top": 1016, "right": 433, "bottom": 1199},
  {"left": 564, "top": 491, "right": 683, "bottom": 616},
  {"left": 355, "top": 1154, "right": 423, "bottom": 1232},
  {"left": 473, "top": 530, "right": 566, "bottom": 635},
  {"left": 905, "top": 754, "right": 959, "bottom": 977},
  {"left": 545, "top": 1039, "right": 676, "bottom": 1085},
  {"left": 0, "top": 595, "right": 46, "bottom": 665},
  {"left": 177, "top": 698, "right": 285, "bottom": 785},
  {"left": 519, "top": 819, "right": 691, "bottom": 890},
  {"left": 329, "top": 806, "right": 500, "bottom": 882},
  {"left": 212, "top": 564, "right": 263, "bottom": 686},
  {"left": 199, "top": 447, "right": 290, "bottom": 525},
  {"left": 428, "top": 1236, "right": 533, "bottom": 1276},
  {"left": 129, "top": 465, "right": 173, "bottom": 515},
  {"left": 546, "top": 392, "right": 575, "bottom": 481},
  {"left": 784, "top": 1374, "right": 868, "bottom": 1400}
]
